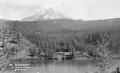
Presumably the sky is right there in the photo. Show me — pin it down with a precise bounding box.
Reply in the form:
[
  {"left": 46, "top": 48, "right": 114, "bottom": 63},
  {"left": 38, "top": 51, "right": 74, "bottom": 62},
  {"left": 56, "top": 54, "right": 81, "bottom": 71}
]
[{"left": 0, "top": 0, "right": 120, "bottom": 20}]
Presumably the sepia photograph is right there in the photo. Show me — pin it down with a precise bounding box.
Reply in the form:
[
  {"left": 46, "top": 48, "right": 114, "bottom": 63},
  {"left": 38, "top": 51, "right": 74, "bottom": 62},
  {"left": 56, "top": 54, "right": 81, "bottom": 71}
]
[{"left": 0, "top": 0, "right": 120, "bottom": 73}]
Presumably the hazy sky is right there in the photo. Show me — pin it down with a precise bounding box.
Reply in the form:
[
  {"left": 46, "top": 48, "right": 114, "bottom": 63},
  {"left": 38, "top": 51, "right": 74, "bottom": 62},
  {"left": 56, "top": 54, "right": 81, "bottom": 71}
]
[{"left": 0, "top": 0, "right": 120, "bottom": 20}]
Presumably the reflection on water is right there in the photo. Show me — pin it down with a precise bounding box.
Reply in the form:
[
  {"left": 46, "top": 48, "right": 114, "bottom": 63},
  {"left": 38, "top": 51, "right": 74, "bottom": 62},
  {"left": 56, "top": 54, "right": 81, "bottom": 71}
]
[{"left": 7, "top": 59, "right": 120, "bottom": 73}]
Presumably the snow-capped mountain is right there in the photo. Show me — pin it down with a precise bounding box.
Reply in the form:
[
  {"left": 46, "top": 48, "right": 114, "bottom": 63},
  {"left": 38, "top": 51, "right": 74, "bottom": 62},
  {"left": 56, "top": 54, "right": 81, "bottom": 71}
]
[{"left": 23, "top": 8, "right": 70, "bottom": 21}]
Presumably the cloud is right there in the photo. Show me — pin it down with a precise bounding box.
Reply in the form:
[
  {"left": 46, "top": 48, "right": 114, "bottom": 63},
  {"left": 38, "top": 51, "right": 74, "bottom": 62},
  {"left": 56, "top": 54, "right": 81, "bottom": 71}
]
[
  {"left": 0, "top": 0, "right": 39, "bottom": 6},
  {"left": 0, "top": 5, "right": 40, "bottom": 20},
  {"left": 41, "top": 0, "right": 64, "bottom": 9},
  {"left": 0, "top": 0, "right": 65, "bottom": 20},
  {"left": 0, "top": 0, "right": 64, "bottom": 7},
  {"left": 1, "top": 0, "right": 120, "bottom": 20}
]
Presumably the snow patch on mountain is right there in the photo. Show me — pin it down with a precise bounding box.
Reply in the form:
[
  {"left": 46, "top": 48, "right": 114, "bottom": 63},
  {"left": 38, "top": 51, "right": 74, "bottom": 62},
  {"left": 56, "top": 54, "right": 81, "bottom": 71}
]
[{"left": 23, "top": 8, "right": 70, "bottom": 21}]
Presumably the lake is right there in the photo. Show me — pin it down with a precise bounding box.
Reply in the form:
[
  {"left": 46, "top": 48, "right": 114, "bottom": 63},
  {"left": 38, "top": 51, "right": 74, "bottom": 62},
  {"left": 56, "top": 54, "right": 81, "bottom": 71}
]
[{"left": 4, "top": 59, "right": 120, "bottom": 73}]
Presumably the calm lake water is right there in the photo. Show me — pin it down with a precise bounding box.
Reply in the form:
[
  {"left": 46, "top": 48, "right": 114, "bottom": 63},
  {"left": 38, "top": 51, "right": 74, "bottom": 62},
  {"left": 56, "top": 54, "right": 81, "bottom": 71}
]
[{"left": 5, "top": 59, "right": 120, "bottom": 73}]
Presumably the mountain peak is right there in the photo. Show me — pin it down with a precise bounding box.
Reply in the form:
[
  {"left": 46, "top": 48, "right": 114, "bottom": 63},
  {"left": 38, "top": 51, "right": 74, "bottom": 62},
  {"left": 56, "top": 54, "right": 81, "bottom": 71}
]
[{"left": 23, "top": 8, "right": 70, "bottom": 21}]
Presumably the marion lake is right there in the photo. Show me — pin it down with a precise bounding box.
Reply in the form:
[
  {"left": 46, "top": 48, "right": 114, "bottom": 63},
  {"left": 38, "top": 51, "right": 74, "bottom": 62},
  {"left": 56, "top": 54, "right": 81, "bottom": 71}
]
[{"left": 6, "top": 58, "right": 120, "bottom": 73}]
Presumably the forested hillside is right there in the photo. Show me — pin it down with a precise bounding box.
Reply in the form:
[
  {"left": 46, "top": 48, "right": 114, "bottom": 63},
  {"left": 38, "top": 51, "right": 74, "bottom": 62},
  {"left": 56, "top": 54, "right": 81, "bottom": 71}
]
[{"left": 0, "top": 18, "right": 120, "bottom": 61}]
